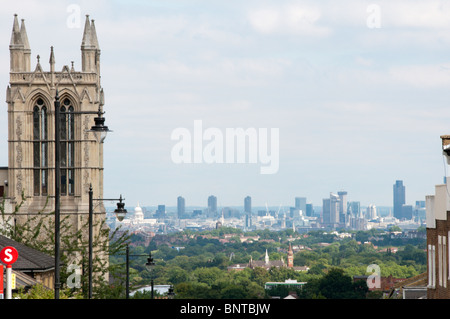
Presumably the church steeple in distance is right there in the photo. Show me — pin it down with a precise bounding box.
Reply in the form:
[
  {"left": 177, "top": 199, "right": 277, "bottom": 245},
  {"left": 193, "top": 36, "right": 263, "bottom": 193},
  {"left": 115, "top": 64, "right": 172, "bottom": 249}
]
[{"left": 288, "top": 243, "right": 294, "bottom": 268}]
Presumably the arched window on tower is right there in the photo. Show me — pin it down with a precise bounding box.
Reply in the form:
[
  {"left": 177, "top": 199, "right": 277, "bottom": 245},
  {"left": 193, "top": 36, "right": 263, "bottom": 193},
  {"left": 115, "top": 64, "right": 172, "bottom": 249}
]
[
  {"left": 33, "top": 98, "right": 48, "bottom": 196},
  {"left": 60, "top": 98, "right": 75, "bottom": 196}
]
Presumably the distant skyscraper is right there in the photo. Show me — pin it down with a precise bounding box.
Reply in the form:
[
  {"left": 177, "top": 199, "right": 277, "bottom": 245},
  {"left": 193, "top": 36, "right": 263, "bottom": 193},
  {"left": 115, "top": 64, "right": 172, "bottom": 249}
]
[
  {"left": 306, "top": 203, "right": 314, "bottom": 217},
  {"left": 157, "top": 205, "right": 166, "bottom": 219},
  {"left": 244, "top": 196, "right": 252, "bottom": 213},
  {"left": 295, "top": 197, "right": 306, "bottom": 214},
  {"left": 366, "top": 204, "right": 377, "bottom": 220},
  {"left": 322, "top": 198, "right": 331, "bottom": 224},
  {"left": 330, "top": 193, "right": 340, "bottom": 224},
  {"left": 177, "top": 196, "right": 185, "bottom": 219},
  {"left": 401, "top": 204, "right": 413, "bottom": 220},
  {"left": 208, "top": 195, "right": 217, "bottom": 215},
  {"left": 348, "top": 201, "right": 360, "bottom": 217},
  {"left": 338, "top": 191, "right": 348, "bottom": 224},
  {"left": 393, "top": 180, "right": 405, "bottom": 219},
  {"left": 337, "top": 191, "right": 347, "bottom": 215}
]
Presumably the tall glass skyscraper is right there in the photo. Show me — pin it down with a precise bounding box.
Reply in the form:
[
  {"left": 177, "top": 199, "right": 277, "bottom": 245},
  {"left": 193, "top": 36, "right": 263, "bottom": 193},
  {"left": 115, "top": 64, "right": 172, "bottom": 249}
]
[
  {"left": 244, "top": 196, "right": 252, "bottom": 229},
  {"left": 177, "top": 196, "right": 185, "bottom": 219},
  {"left": 393, "top": 180, "right": 405, "bottom": 220},
  {"left": 208, "top": 195, "right": 217, "bottom": 215}
]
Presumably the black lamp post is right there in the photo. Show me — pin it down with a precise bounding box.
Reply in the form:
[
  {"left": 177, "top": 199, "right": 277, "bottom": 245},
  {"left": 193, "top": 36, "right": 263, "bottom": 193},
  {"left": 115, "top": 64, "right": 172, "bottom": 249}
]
[
  {"left": 87, "top": 190, "right": 127, "bottom": 299},
  {"left": 54, "top": 90, "right": 112, "bottom": 299},
  {"left": 168, "top": 285, "right": 175, "bottom": 299},
  {"left": 125, "top": 244, "right": 154, "bottom": 299},
  {"left": 87, "top": 107, "right": 112, "bottom": 143},
  {"left": 54, "top": 91, "right": 61, "bottom": 299},
  {"left": 145, "top": 252, "right": 155, "bottom": 299}
]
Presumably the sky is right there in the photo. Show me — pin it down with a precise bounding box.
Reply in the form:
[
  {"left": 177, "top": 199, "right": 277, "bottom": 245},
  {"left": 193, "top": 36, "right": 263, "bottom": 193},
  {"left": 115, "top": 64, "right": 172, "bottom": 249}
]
[{"left": 1, "top": 0, "right": 450, "bottom": 209}]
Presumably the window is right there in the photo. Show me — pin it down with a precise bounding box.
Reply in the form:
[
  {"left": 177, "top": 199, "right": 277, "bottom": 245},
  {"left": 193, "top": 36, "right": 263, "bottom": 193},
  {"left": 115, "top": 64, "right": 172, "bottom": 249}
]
[
  {"left": 439, "top": 236, "right": 443, "bottom": 287},
  {"left": 60, "top": 98, "right": 75, "bottom": 196},
  {"left": 33, "top": 98, "right": 48, "bottom": 196},
  {"left": 444, "top": 236, "right": 447, "bottom": 288},
  {"left": 428, "top": 244, "right": 436, "bottom": 288},
  {"left": 448, "top": 233, "right": 450, "bottom": 281}
]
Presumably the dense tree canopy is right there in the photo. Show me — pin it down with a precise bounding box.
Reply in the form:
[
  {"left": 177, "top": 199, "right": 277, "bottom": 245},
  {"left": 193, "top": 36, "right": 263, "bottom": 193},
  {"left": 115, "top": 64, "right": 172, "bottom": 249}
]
[{"left": 113, "top": 227, "right": 427, "bottom": 299}]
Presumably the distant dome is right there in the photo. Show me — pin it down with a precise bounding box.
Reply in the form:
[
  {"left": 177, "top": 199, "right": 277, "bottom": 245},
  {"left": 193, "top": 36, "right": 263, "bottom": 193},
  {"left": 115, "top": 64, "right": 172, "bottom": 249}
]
[{"left": 135, "top": 203, "right": 144, "bottom": 220}]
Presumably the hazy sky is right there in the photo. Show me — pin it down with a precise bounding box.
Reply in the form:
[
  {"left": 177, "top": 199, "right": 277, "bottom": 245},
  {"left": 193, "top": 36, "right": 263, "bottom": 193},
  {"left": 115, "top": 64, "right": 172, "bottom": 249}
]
[{"left": 1, "top": 0, "right": 450, "bottom": 209}]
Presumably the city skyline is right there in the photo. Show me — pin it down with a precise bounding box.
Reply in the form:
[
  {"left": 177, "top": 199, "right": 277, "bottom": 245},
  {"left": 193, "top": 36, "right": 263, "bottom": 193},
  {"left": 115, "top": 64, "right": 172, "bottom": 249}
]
[
  {"left": 120, "top": 180, "right": 417, "bottom": 213},
  {"left": 0, "top": 1, "right": 449, "bottom": 208}
]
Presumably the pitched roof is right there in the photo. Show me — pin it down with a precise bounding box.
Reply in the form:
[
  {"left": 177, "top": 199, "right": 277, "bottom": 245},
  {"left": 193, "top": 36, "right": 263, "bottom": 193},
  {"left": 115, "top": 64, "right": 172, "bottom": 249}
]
[
  {"left": 0, "top": 235, "right": 54, "bottom": 272},
  {"left": 1, "top": 268, "right": 40, "bottom": 290}
]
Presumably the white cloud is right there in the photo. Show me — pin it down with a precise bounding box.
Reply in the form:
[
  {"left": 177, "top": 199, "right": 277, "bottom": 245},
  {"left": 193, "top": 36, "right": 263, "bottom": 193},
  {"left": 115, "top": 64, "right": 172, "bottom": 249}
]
[
  {"left": 248, "top": 4, "right": 331, "bottom": 36},
  {"left": 381, "top": 1, "right": 450, "bottom": 28},
  {"left": 389, "top": 64, "right": 450, "bottom": 88}
]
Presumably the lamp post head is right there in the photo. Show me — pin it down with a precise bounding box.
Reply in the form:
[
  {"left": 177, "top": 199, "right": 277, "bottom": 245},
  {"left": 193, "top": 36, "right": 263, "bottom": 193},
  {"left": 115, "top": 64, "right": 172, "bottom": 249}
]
[
  {"left": 168, "top": 285, "right": 175, "bottom": 299},
  {"left": 145, "top": 252, "right": 155, "bottom": 272},
  {"left": 114, "top": 195, "right": 127, "bottom": 221},
  {"left": 88, "top": 107, "right": 112, "bottom": 143}
]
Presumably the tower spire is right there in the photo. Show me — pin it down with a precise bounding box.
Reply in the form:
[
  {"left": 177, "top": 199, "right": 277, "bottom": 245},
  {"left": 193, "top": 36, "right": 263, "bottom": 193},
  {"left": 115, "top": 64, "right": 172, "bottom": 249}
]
[
  {"left": 10, "top": 14, "right": 22, "bottom": 47},
  {"left": 90, "top": 19, "right": 99, "bottom": 50},
  {"left": 81, "top": 15, "right": 92, "bottom": 48},
  {"left": 10, "top": 14, "right": 30, "bottom": 72},
  {"left": 81, "top": 14, "right": 100, "bottom": 73},
  {"left": 20, "top": 19, "right": 30, "bottom": 50},
  {"left": 49, "top": 46, "right": 55, "bottom": 88},
  {"left": 49, "top": 46, "right": 55, "bottom": 67}
]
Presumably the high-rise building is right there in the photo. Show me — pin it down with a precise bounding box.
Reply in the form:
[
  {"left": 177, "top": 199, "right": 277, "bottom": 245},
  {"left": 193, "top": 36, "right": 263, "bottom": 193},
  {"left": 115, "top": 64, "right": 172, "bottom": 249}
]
[
  {"left": 177, "top": 196, "right": 185, "bottom": 219},
  {"left": 244, "top": 196, "right": 252, "bottom": 213},
  {"left": 157, "top": 205, "right": 166, "bottom": 219},
  {"left": 208, "top": 195, "right": 217, "bottom": 216},
  {"left": 348, "top": 201, "right": 360, "bottom": 216},
  {"left": 337, "top": 191, "right": 347, "bottom": 215},
  {"left": 393, "top": 180, "right": 406, "bottom": 219},
  {"left": 366, "top": 204, "right": 377, "bottom": 220},
  {"left": 306, "top": 203, "right": 314, "bottom": 217},
  {"left": 330, "top": 193, "right": 340, "bottom": 224},
  {"left": 244, "top": 196, "right": 252, "bottom": 229},
  {"left": 401, "top": 204, "right": 413, "bottom": 220},
  {"left": 322, "top": 198, "right": 331, "bottom": 224},
  {"left": 295, "top": 197, "right": 306, "bottom": 214}
]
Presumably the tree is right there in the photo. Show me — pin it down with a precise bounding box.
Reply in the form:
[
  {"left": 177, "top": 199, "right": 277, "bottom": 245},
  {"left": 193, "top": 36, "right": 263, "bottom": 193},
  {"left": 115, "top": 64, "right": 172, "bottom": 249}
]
[
  {"left": 1, "top": 193, "right": 130, "bottom": 299},
  {"left": 317, "top": 268, "right": 368, "bottom": 299}
]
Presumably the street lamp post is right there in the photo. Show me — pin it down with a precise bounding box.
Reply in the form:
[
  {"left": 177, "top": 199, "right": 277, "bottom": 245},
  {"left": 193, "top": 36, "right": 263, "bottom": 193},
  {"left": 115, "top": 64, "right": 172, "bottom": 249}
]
[
  {"left": 54, "top": 91, "right": 61, "bottom": 299},
  {"left": 124, "top": 244, "right": 153, "bottom": 299},
  {"left": 88, "top": 189, "right": 127, "bottom": 299},
  {"left": 146, "top": 252, "right": 155, "bottom": 299},
  {"left": 53, "top": 91, "right": 112, "bottom": 299},
  {"left": 168, "top": 285, "right": 175, "bottom": 299}
]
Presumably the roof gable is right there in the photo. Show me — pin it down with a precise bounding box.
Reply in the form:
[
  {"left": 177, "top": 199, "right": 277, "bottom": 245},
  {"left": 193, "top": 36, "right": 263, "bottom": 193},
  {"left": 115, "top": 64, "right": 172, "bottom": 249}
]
[{"left": 0, "top": 235, "right": 54, "bottom": 271}]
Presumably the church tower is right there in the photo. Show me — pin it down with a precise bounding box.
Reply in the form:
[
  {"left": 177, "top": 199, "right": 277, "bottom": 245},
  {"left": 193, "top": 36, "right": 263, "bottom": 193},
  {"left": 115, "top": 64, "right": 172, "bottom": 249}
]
[
  {"left": 287, "top": 243, "right": 294, "bottom": 268},
  {"left": 5, "top": 14, "right": 107, "bottom": 269}
]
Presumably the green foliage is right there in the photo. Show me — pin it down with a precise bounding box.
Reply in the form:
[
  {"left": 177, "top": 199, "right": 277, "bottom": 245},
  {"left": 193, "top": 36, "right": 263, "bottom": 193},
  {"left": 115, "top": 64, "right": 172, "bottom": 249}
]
[
  {"left": 1, "top": 192, "right": 130, "bottom": 299},
  {"left": 112, "top": 226, "right": 427, "bottom": 299},
  {"left": 14, "top": 284, "right": 71, "bottom": 299}
]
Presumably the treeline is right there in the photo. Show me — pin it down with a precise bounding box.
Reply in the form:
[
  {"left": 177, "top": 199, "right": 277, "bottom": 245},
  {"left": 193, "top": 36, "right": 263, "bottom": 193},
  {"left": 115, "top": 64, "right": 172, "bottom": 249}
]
[{"left": 110, "top": 227, "right": 427, "bottom": 299}]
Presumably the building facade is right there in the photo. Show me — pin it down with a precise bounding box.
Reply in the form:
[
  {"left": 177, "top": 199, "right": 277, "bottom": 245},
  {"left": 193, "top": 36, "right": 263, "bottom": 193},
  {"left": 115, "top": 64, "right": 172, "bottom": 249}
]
[
  {"left": 2, "top": 14, "right": 108, "bottom": 274},
  {"left": 426, "top": 135, "right": 450, "bottom": 298}
]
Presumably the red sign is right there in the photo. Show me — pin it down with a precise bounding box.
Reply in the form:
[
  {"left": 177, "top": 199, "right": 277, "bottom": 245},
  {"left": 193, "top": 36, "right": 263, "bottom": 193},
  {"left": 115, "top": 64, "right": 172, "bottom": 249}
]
[{"left": 0, "top": 247, "right": 19, "bottom": 266}]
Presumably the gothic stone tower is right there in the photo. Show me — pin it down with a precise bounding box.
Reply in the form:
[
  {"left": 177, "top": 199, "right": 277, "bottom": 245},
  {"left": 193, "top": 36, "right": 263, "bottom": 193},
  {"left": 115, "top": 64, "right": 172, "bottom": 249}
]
[{"left": 6, "top": 14, "right": 107, "bottom": 269}]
